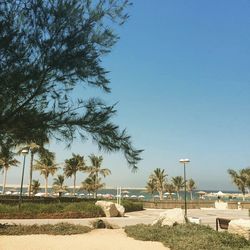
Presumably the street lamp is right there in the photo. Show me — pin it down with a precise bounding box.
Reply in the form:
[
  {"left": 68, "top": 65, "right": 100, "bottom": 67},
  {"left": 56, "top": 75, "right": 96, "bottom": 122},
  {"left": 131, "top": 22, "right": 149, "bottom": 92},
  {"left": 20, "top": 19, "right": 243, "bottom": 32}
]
[
  {"left": 179, "top": 158, "right": 190, "bottom": 221},
  {"left": 18, "top": 148, "right": 29, "bottom": 209}
]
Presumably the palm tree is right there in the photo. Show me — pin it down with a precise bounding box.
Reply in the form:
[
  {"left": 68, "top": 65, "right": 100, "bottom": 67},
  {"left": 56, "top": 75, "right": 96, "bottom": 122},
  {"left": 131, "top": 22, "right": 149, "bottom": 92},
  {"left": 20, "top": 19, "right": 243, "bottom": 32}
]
[
  {"left": 164, "top": 183, "right": 176, "bottom": 200},
  {"left": 145, "top": 178, "right": 157, "bottom": 198},
  {"left": 0, "top": 143, "right": 19, "bottom": 194},
  {"left": 81, "top": 175, "right": 104, "bottom": 197},
  {"left": 243, "top": 168, "right": 250, "bottom": 193},
  {"left": 87, "top": 155, "right": 111, "bottom": 198},
  {"left": 19, "top": 134, "right": 49, "bottom": 196},
  {"left": 172, "top": 176, "right": 184, "bottom": 200},
  {"left": 25, "top": 143, "right": 40, "bottom": 196},
  {"left": 187, "top": 178, "right": 196, "bottom": 200},
  {"left": 150, "top": 168, "right": 167, "bottom": 200},
  {"left": 31, "top": 180, "right": 41, "bottom": 196},
  {"left": 64, "top": 154, "right": 85, "bottom": 196},
  {"left": 228, "top": 168, "right": 249, "bottom": 201},
  {"left": 34, "top": 150, "right": 58, "bottom": 197},
  {"left": 53, "top": 175, "right": 68, "bottom": 197}
]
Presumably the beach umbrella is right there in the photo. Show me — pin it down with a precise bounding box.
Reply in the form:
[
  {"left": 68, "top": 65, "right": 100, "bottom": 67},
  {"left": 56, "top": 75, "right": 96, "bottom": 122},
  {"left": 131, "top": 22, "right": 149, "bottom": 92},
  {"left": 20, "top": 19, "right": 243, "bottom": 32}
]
[
  {"left": 164, "top": 192, "right": 170, "bottom": 195},
  {"left": 196, "top": 191, "right": 206, "bottom": 195},
  {"left": 123, "top": 194, "right": 129, "bottom": 198},
  {"left": 217, "top": 191, "right": 225, "bottom": 196},
  {"left": 204, "top": 192, "right": 216, "bottom": 197},
  {"left": 154, "top": 194, "right": 160, "bottom": 198},
  {"left": 34, "top": 192, "right": 46, "bottom": 197},
  {"left": 196, "top": 191, "right": 206, "bottom": 198},
  {"left": 122, "top": 190, "right": 130, "bottom": 194},
  {"left": 9, "top": 188, "right": 17, "bottom": 193},
  {"left": 138, "top": 195, "right": 145, "bottom": 199},
  {"left": 131, "top": 195, "right": 137, "bottom": 198}
]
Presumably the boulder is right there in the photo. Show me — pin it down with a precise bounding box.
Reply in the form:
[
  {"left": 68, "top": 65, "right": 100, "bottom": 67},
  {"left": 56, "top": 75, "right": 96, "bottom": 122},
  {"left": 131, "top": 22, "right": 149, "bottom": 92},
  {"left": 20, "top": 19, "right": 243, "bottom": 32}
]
[
  {"left": 188, "top": 217, "right": 201, "bottom": 224},
  {"left": 152, "top": 208, "right": 185, "bottom": 226},
  {"left": 215, "top": 201, "right": 228, "bottom": 209},
  {"left": 228, "top": 219, "right": 250, "bottom": 240},
  {"left": 95, "top": 201, "right": 119, "bottom": 217},
  {"left": 114, "top": 203, "right": 125, "bottom": 217}
]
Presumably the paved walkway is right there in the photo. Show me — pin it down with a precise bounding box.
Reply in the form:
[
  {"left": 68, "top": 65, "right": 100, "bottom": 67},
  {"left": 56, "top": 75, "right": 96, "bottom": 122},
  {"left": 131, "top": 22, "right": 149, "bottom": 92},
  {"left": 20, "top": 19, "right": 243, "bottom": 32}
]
[{"left": 0, "top": 208, "right": 249, "bottom": 229}]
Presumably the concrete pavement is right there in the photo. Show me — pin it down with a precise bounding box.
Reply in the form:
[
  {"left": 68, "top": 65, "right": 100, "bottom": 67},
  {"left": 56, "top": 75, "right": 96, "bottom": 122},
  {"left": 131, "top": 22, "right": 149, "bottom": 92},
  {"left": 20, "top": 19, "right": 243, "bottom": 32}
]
[{"left": 0, "top": 208, "right": 249, "bottom": 229}]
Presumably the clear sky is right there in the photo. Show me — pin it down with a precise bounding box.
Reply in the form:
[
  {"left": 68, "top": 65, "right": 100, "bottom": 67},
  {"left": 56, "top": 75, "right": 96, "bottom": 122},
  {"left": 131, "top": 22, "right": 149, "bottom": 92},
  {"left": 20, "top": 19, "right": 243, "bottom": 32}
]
[{"left": 6, "top": 0, "right": 250, "bottom": 191}]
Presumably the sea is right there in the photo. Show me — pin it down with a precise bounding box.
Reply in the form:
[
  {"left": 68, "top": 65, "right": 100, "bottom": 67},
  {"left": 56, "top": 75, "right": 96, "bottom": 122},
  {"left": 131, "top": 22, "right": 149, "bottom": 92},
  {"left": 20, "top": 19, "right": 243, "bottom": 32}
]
[{"left": 1, "top": 186, "right": 247, "bottom": 201}]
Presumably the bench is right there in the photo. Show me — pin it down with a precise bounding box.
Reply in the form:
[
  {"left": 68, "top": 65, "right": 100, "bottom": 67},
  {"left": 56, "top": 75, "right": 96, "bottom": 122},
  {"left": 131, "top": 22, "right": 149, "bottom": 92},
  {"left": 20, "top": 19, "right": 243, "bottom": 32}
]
[{"left": 216, "top": 218, "right": 231, "bottom": 231}]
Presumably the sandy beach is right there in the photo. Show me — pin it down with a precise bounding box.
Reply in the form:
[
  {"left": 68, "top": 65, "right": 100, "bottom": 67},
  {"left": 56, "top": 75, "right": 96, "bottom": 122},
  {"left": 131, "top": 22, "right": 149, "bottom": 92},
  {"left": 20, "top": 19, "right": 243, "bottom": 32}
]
[{"left": 0, "top": 229, "right": 168, "bottom": 250}]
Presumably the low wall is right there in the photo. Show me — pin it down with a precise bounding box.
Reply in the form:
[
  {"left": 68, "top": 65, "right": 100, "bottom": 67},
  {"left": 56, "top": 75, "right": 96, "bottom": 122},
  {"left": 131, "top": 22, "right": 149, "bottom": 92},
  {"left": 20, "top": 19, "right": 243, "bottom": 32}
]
[
  {"left": 143, "top": 200, "right": 250, "bottom": 209},
  {"left": 228, "top": 201, "right": 250, "bottom": 209},
  {"left": 143, "top": 200, "right": 215, "bottom": 209}
]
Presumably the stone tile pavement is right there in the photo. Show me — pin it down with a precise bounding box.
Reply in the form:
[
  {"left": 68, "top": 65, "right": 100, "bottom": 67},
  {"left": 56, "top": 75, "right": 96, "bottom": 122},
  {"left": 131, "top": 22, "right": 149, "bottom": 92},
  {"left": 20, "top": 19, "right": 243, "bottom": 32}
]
[{"left": 0, "top": 208, "right": 249, "bottom": 230}]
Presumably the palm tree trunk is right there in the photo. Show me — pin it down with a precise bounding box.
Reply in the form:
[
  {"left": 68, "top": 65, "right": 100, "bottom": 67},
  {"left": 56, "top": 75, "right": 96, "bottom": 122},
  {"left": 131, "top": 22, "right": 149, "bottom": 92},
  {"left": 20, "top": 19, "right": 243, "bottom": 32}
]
[
  {"left": 2, "top": 167, "right": 7, "bottom": 194},
  {"left": 94, "top": 172, "right": 98, "bottom": 199},
  {"left": 190, "top": 191, "right": 193, "bottom": 200},
  {"left": 73, "top": 173, "right": 76, "bottom": 196},
  {"left": 177, "top": 191, "right": 180, "bottom": 200},
  {"left": 45, "top": 177, "right": 48, "bottom": 197},
  {"left": 159, "top": 190, "right": 163, "bottom": 200},
  {"left": 28, "top": 152, "right": 34, "bottom": 197}
]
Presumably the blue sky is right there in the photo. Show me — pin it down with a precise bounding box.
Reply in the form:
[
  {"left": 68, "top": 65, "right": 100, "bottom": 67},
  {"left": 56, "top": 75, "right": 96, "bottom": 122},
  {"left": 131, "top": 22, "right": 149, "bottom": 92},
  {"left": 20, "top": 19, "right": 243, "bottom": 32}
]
[{"left": 7, "top": 1, "right": 250, "bottom": 191}]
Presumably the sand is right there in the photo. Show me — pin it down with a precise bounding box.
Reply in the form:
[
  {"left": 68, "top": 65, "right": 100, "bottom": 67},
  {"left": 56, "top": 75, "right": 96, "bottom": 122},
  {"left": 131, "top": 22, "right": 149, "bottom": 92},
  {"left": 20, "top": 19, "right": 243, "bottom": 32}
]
[{"left": 0, "top": 229, "right": 169, "bottom": 250}]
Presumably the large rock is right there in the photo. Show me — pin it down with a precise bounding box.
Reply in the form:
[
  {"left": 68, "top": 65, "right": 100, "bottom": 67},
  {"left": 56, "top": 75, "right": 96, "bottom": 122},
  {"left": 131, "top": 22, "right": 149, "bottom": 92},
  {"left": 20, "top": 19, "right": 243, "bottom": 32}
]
[
  {"left": 188, "top": 217, "right": 201, "bottom": 224},
  {"left": 228, "top": 219, "right": 250, "bottom": 240},
  {"left": 152, "top": 208, "right": 185, "bottom": 226},
  {"left": 95, "top": 201, "right": 119, "bottom": 217},
  {"left": 215, "top": 201, "right": 228, "bottom": 209},
  {"left": 114, "top": 203, "right": 125, "bottom": 217}
]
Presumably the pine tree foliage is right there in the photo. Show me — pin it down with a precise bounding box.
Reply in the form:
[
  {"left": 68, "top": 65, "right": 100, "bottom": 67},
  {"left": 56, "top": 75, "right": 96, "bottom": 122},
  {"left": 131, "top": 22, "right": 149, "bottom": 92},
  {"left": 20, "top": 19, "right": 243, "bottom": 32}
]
[{"left": 0, "top": 0, "right": 142, "bottom": 169}]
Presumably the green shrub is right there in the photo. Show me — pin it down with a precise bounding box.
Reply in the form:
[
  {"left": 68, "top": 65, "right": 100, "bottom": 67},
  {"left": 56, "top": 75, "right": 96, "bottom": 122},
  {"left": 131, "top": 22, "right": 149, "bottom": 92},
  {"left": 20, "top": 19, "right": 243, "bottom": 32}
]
[
  {"left": 0, "top": 223, "right": 91, "bottom": 235},
  {"left": 63, "top": 202, "right": 104, "bottom": 217},
  {"left": 125, "top": 223, "right": 250, "bottom": 250},
  {"left": 121, "top": 200, "right": 143, "bottom": 212},
  {"left": 0, "top": 201, "right": 104, "bottom": 219}
]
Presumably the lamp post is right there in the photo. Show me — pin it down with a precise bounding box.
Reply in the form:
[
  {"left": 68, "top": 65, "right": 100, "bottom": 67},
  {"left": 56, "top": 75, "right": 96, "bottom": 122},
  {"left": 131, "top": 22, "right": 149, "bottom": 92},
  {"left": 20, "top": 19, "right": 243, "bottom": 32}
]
[
  {"left": 18, "top": 149, "right": 29, "bottom": 209},
  {"left": 179, "top": 158, "right": 190, "bottom": 221}
]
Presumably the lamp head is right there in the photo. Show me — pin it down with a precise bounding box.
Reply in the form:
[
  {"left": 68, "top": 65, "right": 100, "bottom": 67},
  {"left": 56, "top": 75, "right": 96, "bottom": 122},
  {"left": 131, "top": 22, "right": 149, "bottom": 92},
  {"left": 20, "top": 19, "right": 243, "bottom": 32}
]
[
  {"left": 21, "top": 149, "right": 29, "bottom": 155},
  {"left": 179, "top": 158, "right": 190, "bottom": 164}
]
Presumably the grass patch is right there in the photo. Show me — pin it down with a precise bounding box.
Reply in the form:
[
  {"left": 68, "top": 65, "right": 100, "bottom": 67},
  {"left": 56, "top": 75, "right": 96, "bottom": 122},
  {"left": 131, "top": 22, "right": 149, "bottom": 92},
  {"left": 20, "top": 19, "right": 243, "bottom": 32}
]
[
  {"left": 121, "top": 200, "right": 143, "bottom": 212},
  {"left": 0, "top": 202, "right": 105, "bottom": 219},
  {"left": 0, "top": 223, "right": 91, "bottom": 235},
  {"left": 125, "top": 223, "right": 250, "bottom": 250}
]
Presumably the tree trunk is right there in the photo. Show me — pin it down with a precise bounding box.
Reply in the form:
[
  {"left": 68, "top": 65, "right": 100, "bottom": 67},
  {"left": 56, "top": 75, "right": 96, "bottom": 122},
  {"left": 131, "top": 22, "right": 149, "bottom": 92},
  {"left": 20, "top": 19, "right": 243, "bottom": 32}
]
[
  {"left": 2, "top": 167, "right": 7, "bottom": 194},
  {"left": 45, "top": 177, "right": 48, "bottom": 197},
  {"left": 94, "top": 172, "right": 98, "bottom": 199},
  {"left": 190, "top": 191, "right": 193, "bottom": 200},
  {"left": 73, "top": 173, "right": 76, "bottom": 196},
  {"left": 159, "top": 190, "right": 163, "bottom": 200},
  {"left": 28, "top": 152, "right": 34, "bottom": 197},
  {"left": 177, "top": 191, "right": 180, "bottom": 200}
]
